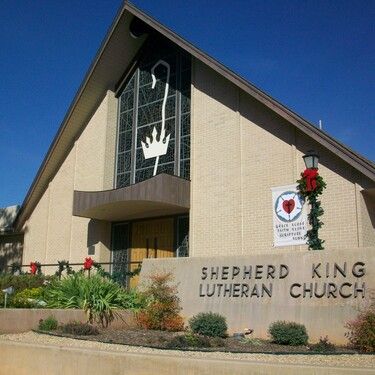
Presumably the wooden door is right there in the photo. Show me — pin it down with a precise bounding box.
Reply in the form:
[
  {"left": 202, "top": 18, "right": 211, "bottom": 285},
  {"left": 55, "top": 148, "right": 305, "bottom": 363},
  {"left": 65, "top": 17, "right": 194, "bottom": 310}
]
[{"left": 130, "top": 218, "right": 174, "bottom": 288}]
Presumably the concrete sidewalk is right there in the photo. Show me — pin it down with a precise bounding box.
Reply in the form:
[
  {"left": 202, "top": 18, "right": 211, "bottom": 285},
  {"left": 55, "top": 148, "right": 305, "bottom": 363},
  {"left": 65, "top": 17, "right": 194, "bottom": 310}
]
[{"left": 0, "top": 339, "right": 373, "bottom": 375}]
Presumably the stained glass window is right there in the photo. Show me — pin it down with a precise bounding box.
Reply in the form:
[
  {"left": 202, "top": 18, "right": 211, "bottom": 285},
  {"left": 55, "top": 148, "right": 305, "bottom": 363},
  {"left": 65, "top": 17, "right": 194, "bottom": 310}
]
[
  {"left": 115, "top": 40, "right": 191, "bottom": 188},
  {"left": 111, "top": 223, "right": 130, "bottom": 287}
]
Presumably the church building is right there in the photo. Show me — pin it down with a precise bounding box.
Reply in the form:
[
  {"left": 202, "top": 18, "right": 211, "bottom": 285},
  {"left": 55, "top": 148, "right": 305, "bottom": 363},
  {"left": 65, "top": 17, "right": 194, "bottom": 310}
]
[{"left": 2, "top": 2, "right": 374, "bottom": 341}]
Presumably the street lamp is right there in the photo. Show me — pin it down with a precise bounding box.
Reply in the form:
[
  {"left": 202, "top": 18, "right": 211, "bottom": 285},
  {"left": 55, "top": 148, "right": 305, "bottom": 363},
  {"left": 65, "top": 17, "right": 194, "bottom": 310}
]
[{"left": 303, "top": 150, "right": 319, "bottom": 169}]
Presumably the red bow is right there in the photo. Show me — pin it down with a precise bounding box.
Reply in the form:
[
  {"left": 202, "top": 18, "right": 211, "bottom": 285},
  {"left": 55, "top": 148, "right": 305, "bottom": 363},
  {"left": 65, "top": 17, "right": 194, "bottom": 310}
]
[
  {"left": 303, "top": 168, "right": 319, "bottom": 192},
  {"left": 30, "top": 262, "right": 37, "bottom": 275},
  {"left": 83, "top": 257, "right": 94, "bottom": 270}
]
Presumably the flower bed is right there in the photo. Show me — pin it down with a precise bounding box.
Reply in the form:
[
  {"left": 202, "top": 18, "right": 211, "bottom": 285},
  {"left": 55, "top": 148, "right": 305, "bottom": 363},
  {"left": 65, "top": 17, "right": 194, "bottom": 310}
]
[{"left": 34, "top": 328, "right": 357, "bottom": 354}]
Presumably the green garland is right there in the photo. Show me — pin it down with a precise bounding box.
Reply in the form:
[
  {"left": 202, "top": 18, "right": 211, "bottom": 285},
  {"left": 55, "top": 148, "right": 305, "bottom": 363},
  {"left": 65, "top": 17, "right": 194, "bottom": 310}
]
[
  {"left": 93, "top": 262, "right": 142, "bottom": 286},
  {"left": 297, "top": 171, "right": 327, "bottom": 250},
  {"left": 55, "top": 260, "right": 74, "bottom": 279}
]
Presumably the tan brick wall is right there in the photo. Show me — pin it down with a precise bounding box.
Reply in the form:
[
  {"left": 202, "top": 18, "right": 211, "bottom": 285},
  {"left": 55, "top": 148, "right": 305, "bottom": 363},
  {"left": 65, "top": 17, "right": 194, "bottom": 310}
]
[
  {"left": 240, "top": 93, "right": 297, "bottom": 253},
  {"left": 22, "top": 92, "right": 115, "bottom": 270},
  {"left": 23, "top": 187, "right": 50, "bottom": 262},
  {"left": 190, "top": 59, "right": 375, "bottom": 256},
  {"left": 358, "top": 189, "right": 375, "bottom": 247},
  {"left": 103, "top": 91, "right": 118, "bottom": 190},
  {"left": 190, "top": 61, "right": 242, "bottom": 256}
]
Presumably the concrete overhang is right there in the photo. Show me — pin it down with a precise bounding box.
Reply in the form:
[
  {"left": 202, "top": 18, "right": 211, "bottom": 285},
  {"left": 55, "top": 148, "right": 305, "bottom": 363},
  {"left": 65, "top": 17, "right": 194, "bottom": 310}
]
[{"left": 73, "top": 174, "right": 190, "bottom": 221}]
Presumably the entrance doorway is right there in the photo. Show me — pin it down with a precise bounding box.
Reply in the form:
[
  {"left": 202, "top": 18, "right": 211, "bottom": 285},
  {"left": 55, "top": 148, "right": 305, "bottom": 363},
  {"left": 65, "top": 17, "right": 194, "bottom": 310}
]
[
  {"left": 129, "top": 218, "right": 174, "bottom": 287},
  {"left": 111, "top": 216, "right": 187, "bottom": 288}
]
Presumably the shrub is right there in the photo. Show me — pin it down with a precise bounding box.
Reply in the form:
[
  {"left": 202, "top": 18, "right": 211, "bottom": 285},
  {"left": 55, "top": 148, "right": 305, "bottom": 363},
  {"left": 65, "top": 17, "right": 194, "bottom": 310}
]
[
  {"left": 38, "top": 316, "right": 58, "bottom": 331},
  {"left": 309, "top": 336, "right": 336, "bottom": 353},
  {"left": 60, "top": 321, "right": 99, "bottom": 336},
  {"left": 44, "top": 273, "right": 141, "bottom": 327},
  {"left": 210, "top": 336, "right": 226, "bottom": 347},
  {"left": 0, "top": 274, "right": 50, "bottom": 294},
  {"left": 121, "top": 288, "right": 147, "bottom": 311},
  {"left": 11, "top": 287, "right": 44, "bottom": 308},
  {"left": 166, "top": 333, "right": 211, "bottom": 349},
  {"left": 268, "top": 321, "right": 308, "bottom": 346},
  {"left": 240, "top": 337, "right": 263, "bottom": 346},
  {"left": 137, "top": 272, "right": 184, "bottom": 331},
  {"left": 345, "top": 309, "right": 375, "bottom": 352},
  {"left": 189, "top": 312, "right": 227, "bottom": 338}
]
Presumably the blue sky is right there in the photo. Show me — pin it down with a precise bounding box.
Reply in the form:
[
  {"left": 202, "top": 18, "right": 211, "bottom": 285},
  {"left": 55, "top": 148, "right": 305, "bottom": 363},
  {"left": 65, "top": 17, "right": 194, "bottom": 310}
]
[{"left": 0, "top": 0, "right": 374, "bottom": 207}]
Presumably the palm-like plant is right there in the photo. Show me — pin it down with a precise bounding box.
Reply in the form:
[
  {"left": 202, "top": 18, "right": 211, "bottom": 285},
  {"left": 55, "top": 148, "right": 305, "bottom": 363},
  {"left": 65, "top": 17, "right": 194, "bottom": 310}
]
[{"left": 44, "top": 273, "right": 143, "bottom": 327}]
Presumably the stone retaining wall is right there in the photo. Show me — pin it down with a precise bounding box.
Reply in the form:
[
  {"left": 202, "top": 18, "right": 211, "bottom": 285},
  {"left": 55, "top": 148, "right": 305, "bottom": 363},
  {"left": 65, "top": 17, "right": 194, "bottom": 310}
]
[
  {"left": 140, "top": 247, "right": 374, "bottom": 344},
  {"left": 0, "top": 309, "right": 136, "bottom": 334}
]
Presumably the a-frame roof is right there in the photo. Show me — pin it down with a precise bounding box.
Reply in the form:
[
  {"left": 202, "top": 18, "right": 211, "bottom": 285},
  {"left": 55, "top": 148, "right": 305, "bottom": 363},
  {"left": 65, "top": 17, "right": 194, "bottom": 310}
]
[{"left": 15, "top": 1, "right": 375, "bottom": 230}]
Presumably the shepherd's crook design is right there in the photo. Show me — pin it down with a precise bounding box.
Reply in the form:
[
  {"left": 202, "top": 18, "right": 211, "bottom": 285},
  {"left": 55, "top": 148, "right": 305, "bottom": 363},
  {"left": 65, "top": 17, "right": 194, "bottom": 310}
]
[{"left": 141, "top": 59, "right": 171, "bottom": 176}]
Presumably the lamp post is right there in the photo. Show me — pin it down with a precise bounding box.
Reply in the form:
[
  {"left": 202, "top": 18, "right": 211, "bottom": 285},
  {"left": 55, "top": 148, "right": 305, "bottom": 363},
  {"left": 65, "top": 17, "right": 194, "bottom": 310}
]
[
  {"left": 299, "top": 149, "right": 326, "bottom": 250},
  {"left": 2, "top": 287, "right": 14, "bottom": 308}
]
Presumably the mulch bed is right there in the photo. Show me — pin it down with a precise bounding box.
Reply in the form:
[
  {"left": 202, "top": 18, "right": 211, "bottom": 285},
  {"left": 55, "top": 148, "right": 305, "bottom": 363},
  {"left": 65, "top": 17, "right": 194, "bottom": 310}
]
[{"left": 37, "top": 328, "right": 357, "bottom": 354}]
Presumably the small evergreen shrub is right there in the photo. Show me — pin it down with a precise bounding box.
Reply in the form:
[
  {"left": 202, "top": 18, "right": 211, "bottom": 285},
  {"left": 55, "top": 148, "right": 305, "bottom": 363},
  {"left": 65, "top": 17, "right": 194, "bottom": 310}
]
[
  {"left": 0, "top": 274, "right": 51, "bottom": 294},
  {"left": 240, "top": 337, "right": 263, "bottom": 346},
  {"left": 268, "top": 321, "right": 308, "bottom": 346},
  {"left": 309, "top": 336, "right": 336, "bottom": 353},
  {"left": 11, "top": 287, "right": 44, "bottom": 308},
  {"left": 189, "top": 312, "right": 227, "bottom": 338},
  {"left": 345, "top": 309, "right": 375, "bottom": 352},
  {"left": 60, "top": 321, "right": 99, "bottom": 336},
  {"left": 38, "top": 316, "right": 58, "bottom": 331},
  {"left": 166, "top": 333, "right": 211, "bottom": 348},
  {"left": 137, "top": 272, "right": 184, "bottom": 331},
  {"left": 210, "top": 336, "right": 226, "bottom": 347}
]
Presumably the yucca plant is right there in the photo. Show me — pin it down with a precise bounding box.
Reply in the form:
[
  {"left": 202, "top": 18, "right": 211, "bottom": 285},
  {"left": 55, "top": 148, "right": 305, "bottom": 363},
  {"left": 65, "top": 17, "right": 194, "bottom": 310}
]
[{"left": 44, "top": 273, "right": 142, "bottom": 327}]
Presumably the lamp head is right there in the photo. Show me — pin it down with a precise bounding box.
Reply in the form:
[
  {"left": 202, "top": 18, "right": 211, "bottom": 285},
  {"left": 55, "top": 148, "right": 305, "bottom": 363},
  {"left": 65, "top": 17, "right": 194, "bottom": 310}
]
[
  {"left": 2, "top": 287, "right": 14, "bottom": 295},
  {"left": 303, "top": 150, "right": 319, "bottom": 169}
]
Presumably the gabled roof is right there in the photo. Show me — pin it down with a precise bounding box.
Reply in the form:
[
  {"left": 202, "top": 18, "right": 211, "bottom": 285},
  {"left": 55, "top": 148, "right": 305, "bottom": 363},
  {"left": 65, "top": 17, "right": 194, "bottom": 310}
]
[{"left": 15, "top": 1, "right": 375, "bottom": 230}]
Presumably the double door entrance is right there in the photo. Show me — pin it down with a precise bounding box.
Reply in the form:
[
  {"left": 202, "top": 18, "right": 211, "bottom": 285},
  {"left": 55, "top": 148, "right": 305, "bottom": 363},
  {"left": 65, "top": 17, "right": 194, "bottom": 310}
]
[{"left": 112, "top": 216, "right": 188, "bottom": 288}]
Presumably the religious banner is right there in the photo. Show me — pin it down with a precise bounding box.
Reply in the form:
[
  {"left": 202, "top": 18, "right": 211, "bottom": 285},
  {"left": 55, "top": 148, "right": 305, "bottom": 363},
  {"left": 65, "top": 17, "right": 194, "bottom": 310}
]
[{"left": 271, "top": 184, "right": 307, "bottom": 247}]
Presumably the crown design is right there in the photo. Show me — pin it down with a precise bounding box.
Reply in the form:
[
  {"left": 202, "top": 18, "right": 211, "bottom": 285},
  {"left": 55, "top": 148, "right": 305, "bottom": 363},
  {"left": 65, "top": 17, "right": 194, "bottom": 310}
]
[{"left": 141, "top": 126, "right": 171, "bottom": 160}]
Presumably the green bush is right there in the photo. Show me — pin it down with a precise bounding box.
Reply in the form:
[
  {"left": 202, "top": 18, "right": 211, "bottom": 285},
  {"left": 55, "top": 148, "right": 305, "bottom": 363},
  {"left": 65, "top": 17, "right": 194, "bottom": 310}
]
[
  {"left": 166, "top": 333, "right": 211, "bottom": 348},
  {"left": 240, "top": 337, "right": 263, "bottom": 346},
  {"left": 0, "top": 274, "right": 50, "bottom": 294},
  {"left": 38, "top": 316, "right": 58, "bottom": 331},
  {"left": 345, "top": 309, "right": 375, "bottom": 352},
  {"left": 189, "top": 312, "right": 227, "bottom": 338},
  {"left": 11, "top": 287, "right": 45, "bottom": 308},
  {"left": 268, "top": 321, "right": 308, "bottom": 346},
  {"left": 43, "top": 273, "right": 142, "bottom": 327},
  {"left": 121, "top": 288, "right": 147, "bottom": 311},
  {"left": 309, "top": 336, "right": 336, "bottom": 353},
  {"left": 60, "top": 321, "right": 99, "bottom": 336},
  {"left": 210, "top": 336, "right": 226, "bottom": 347}
]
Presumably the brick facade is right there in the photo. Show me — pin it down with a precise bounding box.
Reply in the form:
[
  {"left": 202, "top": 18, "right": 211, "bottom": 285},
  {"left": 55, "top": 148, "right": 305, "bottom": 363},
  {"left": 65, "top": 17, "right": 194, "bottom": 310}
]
[
  {"left": 20, "top": 53, "right": 375, "bottom": 267},
  {"left": 190, "top": 59, "right": 374, "bottom": 257}
]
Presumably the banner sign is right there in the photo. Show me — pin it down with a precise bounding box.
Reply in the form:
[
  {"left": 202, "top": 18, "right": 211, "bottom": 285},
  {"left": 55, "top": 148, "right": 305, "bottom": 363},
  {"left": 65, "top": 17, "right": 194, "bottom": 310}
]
[{"left": 271, "top": 184, "right": 307, "bottom": 247}]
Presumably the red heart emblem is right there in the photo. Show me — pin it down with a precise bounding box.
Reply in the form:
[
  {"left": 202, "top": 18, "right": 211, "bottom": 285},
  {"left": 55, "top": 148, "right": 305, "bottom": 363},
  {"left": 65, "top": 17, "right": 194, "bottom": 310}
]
[{"left": 282, "top": 199, "right": 295, "bottom": 214}]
